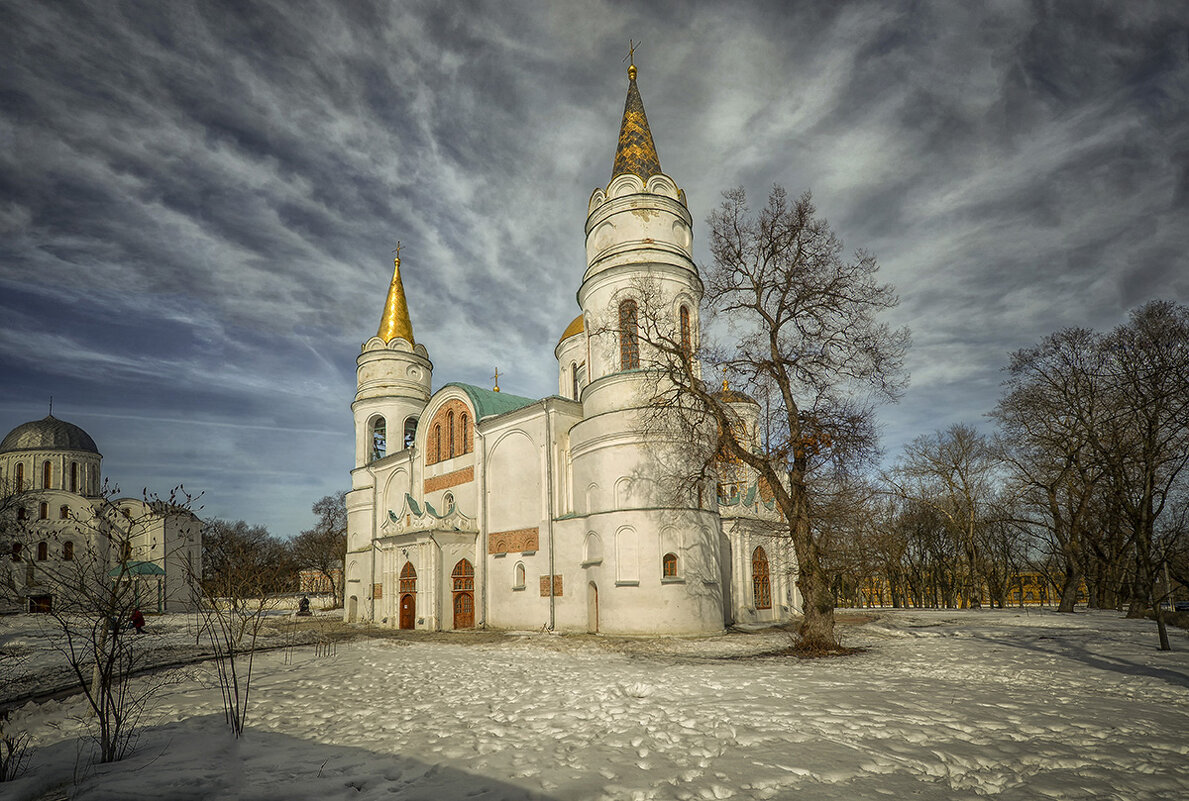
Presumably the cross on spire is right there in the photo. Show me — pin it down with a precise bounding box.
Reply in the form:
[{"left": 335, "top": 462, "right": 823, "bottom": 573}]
[
  {"left": 493, "top": 367, "right": 501, "bottom": 393},
  {"left": 392, "top": 241, "right": 401, "bottom": 263},
  {"left": 623, "top": 39, "right": 640, "bottom": 67}
]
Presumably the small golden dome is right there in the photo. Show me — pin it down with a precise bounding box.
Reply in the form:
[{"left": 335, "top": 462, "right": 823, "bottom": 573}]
[{"left": 558, "top": 313, "right": 584, "bottom": 345}]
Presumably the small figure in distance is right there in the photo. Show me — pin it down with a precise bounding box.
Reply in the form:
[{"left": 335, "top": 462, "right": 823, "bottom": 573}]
[
  {"left": 297, "top": 596, "right": 312, "bottom": 616},
  {"left": 130, "top": 607, "right": 146, "bottom": 634}
]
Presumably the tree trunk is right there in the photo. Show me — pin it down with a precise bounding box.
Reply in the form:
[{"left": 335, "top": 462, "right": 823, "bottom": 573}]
[{"left": 1057, "top": 566, "right": 1081, "bottom": 613}]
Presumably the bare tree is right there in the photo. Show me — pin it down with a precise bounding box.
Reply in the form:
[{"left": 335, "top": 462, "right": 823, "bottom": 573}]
[
  {"left": 1092, "top": 301, "right": 1189, "bottom": 650},
  {"left": 992, "top": 328, "right": 1105, "bottom": 612},
  {"left": 291, "top": 491, "right": 347, "bottom": 607},
  {"left": 196, "top": 519, "right": 295, "bottom": 738},
  {"left": 635, "top": 186, "right": 908, "bottom": 651},
  {"left": 888, "top": 423, "right": 1000, "bottom": 608},
  {"left": 0, "top": 484, "right": 200, "bottom": 763}
]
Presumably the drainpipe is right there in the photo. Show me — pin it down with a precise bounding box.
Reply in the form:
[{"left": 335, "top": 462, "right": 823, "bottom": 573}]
[
  {"left": 478, "top": 423, "right": 488, "bottom": 628},
  {"left": 545, "top": 402, "right": 556, "bottom": 631}
]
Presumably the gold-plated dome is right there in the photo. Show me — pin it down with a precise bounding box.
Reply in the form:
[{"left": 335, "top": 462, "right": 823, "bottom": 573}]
[
  {"left": 558, "top": 314, "right": 584, "bottom": 345},
  {"left": 377, "top": 255, "right": 415, "bottom": 345},
  {"left": 612, "top": 64, "right": 662, "bottom": 180}
]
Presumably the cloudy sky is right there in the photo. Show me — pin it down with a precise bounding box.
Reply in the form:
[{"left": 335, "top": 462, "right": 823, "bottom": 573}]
[{"left": 1, "top": 1, "right": 1186, "bottom": 536}]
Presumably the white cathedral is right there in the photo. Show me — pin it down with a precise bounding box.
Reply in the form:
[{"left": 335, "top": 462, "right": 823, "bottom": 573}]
[{"left": 344, "top": 64, "right": 800, "bottom": 635}]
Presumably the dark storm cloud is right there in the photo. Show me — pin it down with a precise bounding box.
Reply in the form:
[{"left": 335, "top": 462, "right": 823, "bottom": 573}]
[{"left": 1, "top": 0, "right": 1186, "bottom": 533}]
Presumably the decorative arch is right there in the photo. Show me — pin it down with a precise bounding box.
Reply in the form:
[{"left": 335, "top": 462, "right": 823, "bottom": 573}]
[
  {"left": 403, "top": 416, "right": 418, "bottom": 449},
  {"left": 585, "top": 483, "right": 600, "bottom": 514},
  {"left": 614, "top": 477, "right": 632, "bottom": 510},
  {"left": 42, "top": 460, "right": 52, "bottom": 489},
  {"left": 752, "top": 547, "right": 771, "bottom": 610},
  {"left": 615, "top": 527, "right": 639, "bottom": 584},
  {"left": 513, "top": 561, "right": 526, "bottom": 589},
  {"left": 619, "top": 299, "right": 639, "bottom": 370},
  {"left": 447, "top": 410, "right": 455, "bottom": 457},
  {"left": 583, "top": 532, "right": 603, "bottom": 565}
]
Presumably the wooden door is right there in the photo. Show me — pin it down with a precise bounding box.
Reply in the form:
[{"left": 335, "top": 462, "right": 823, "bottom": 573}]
[
  {"left": 399, "top": 593, "right": 415, "bottom": 629},
  {"left": 453, "top": 591, "right": 474, "bottom": 629}
]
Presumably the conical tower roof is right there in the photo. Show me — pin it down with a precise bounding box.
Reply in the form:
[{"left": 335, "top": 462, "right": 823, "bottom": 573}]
[
  {"left": 377, "top": 254, "right": 414, "bottom": 344},
  {"left": 611, "top": 64, "right": 662, "bottom": 180}
]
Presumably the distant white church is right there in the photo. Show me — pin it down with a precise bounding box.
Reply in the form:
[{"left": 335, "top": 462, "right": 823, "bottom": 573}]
[
  {"left": 344, "top": 64, "right": 799, "bottom": 634},
  {"left": 0, "top": 415, "right": 201, "bottom": 613}
]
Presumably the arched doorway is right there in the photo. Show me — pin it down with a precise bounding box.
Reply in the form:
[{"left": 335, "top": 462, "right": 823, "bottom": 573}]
[
  {"left": 587, "top": 581, "right": 599, "bottom": 633},
  {"left": 399, "top": 561, "right": 417, "bottom": 629},
  {"left": 347, "top": 595, "right": 358, "bottom": 623},
  {"left": 452, "top": 559, "right": 475, "bottom": 629}
]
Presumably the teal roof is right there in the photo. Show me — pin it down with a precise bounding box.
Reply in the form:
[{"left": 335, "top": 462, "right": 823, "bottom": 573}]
[
  {"left": 109, "top": 561, "right": 165, "bottom": 577},
  {"left": 444, "top": 382, "right": 538, "bottom": 420}
]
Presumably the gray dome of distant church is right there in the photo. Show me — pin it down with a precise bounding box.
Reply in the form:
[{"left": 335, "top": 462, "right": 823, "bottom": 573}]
[{"left": 0, "top": 415, "right": 100, "bottom": 455}]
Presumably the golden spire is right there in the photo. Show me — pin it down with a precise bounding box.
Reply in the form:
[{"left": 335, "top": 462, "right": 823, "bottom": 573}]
[
  {"left": 377, "top": 243, "right": 415, "bottom": 344},
  {"left": 612, "top": 44, "right": 662, "bottom": 180}
]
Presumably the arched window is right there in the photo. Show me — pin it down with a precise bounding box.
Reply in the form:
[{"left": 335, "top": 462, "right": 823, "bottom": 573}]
[
  {"left": 399, "top": 561, "right": 417, "bottom": 593},
  {"left": 662, "top": 552, "right": 678, "bottom": 578},
  {"left": 15, "top": 463, "right": 24, "bottom": 491},
  {"left": 433, "top": 425, "right": 442, "bottom": 463},
  {"left": 619, "top": 299, "right": 639, "bottom": 370},
  {"left": 89, "top": 464, "right": 97, "bottom": 494},
  {"left": 37, "top": 541, "right": 47, "bottom": 561},
  {"left": 571, "top": 362, "right": 579, "bottom": 400},
  {"left": 17, "top": 507, "right": 28, "bottom": 521},
  {"left": 460, "top": 413, "right": 469, "bottom": 454},
  {"left": 39, "top": 502, "right": 48, "bottom": 520},
  {"left": 752, "top": 547, "right": 771, "bottom": 610},
  {"left": 404, "top": 417, "right": 418, "bottom": 449},
  {"left": 371, "top": 417, "right": 387, "bottom": 461},
  {"left": 452, "top": 559, "right": 474, "bottom": 591},
  {"left": 513, "top": 561, "right": 526, "bottom": 589},
  {"left": 63, "top": 541, "right": 74, "bottom": 561},
  {"left": 447, "top": 411, "right": 455, "bottom": 458},
  {"left": 42, "top": 460, "right": 52, "bottom": 489},
  {"left": 59, "top": 505, "right": 69, "bottom": 520},
  {"left": 680, "top": 305, "right": 692, "bottom": 355},
  {"left": 70, "top": 462, "right": 78, "bottom": 493},
  {"left": 442, "top": 491, "right": 455, "bottom": 510}
]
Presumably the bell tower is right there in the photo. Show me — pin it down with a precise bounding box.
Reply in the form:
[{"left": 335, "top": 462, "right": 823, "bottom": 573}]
[
  {"left": 351, "top": 249, "right": 432, "bottom": 467},
  {"left": 578, "top": 60, "right": 703, "bottom": 415}
]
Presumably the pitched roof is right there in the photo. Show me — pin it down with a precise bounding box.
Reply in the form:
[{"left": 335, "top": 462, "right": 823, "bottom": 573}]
[{"left": 442, "top": 383, "right": 538, "bottom": 420}]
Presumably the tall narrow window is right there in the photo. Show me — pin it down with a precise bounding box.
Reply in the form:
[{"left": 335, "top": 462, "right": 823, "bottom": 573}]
[
  {"left": 371, "top": 417, "right": 387, "bottom": 461},
  {"left": 571, "top": 362, "right": 579, "bottom": 400},
  {"left": 433, "top": 425, "right": 442, "bottom": 463},
  {"left": 59, "top": 505, "right": 69, "bottom": 520},
  {"left": 15, "top": 463, "right": 24, "bottom": 491},
  {"left": 63, "top": 541, "right": 74, "bottom": 561},
  {"left": 460, "top": 414, "right": 469, "bottom": 454},
  {"left": 10, "top": 543, "right": 21, "bottom": 562},
  {"left": 680, "top": 305, "right": 692, "bottom": 355},
  {"left": 37, "top": 542, "right": 47, "bottom": 561},
  {"left": 39, "top": 502, "right": 48, "bottom": 520},
  {"left": 447, "top": 411, "right": 455, "bottom": 458},
  {"left": 399, "top": 561, "right": 417, "bottom": 593},
  {"left": 752, "top": 547, "right": 771, "bottom": 610},
  {"left": 452, "top": 559, "right": 475, "bottom": 591},
  {"left": 619, "top": 299, "right": 639, "bottom": 370},
  {"left": 42, "top": 460, "right": 52, "bottom": 489},
  {"left": 403, "top": 417, "right": 418, "bottom": 449},
  {"left": 70, "top": 462, "right": 78, "bottom": 493}
]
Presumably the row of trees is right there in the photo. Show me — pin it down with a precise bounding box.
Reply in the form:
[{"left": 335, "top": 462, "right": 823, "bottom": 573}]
[{"left": 636, "top": 184, "right": 1186, "bottom": 653}]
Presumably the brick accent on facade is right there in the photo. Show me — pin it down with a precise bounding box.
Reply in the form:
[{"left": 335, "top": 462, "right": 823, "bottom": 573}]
[
  {"left": 539, "top": 574, "right": 563, "bottom": 597},
  {"left": 424, "top": 466, "right": 475, "bottom": 493},
  {"left": 489, "top": 526, "right": 539, "bottom": 555},
  {"left": 425, "top": 398, "right": 474, "bottom": 464}
]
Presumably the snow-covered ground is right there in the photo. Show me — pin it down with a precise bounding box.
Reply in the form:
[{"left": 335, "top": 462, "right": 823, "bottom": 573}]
[{"left": 5, "top": 609, "right": 1189, "bottom": 800}]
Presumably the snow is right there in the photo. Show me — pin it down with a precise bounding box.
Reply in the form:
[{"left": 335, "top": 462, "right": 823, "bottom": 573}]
[{"left": 4, "top": 609, "right": 1189, "bottom": 800}]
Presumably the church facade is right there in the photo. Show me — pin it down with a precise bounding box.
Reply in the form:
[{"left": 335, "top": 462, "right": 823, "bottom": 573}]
[{"left": 343, "top": 64, "right": 799, "bottom": 635}]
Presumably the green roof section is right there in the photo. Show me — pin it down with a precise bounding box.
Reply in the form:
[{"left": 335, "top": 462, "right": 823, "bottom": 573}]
[
  {"left": 443, "top": 382, "right": 538, "bottom": 421},
  {"left": 109, "top": 560, "right": 166, "bottom": 577}
]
